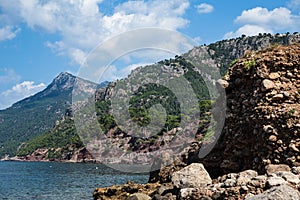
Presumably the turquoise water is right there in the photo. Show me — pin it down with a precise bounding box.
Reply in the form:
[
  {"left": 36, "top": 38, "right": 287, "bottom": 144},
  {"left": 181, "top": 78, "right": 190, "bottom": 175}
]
[{"left": 0, "top": 161, "right": 148, "bottom": 200}]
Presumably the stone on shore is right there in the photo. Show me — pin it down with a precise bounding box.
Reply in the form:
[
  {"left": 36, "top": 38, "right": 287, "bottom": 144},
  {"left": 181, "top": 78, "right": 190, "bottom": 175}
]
[
  {"left": 245, "top": 184, "right": 300, "bottom": 200},
  {"left": 171, "top": 163, "right": 212, "bottom": 188}
]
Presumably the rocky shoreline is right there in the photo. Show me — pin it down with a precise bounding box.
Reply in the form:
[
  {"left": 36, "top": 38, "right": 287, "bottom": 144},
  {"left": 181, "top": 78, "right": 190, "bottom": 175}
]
[
  {"left": 1, "top": 146, "right": 96, "bottom": 163},
  {"left": 93, "top": 44, "right": 300, "bottom": 199},
  {"left": 94, "top": 163, "right": 300, "bottom": 200}
]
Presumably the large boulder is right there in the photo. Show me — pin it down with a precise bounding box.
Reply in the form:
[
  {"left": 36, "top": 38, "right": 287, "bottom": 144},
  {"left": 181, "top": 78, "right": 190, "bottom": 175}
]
[
  {"left": 245, "top": 184, "right": 300, "bottom": 200},
  {"left": 171, "top": 163, "right": 212, "bottom": 188}
]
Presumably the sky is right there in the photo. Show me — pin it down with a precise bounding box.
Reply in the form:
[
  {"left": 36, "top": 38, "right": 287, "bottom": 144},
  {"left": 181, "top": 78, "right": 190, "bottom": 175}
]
[{"left": 0, "top": 0, "right": 300, "bottom": 109}]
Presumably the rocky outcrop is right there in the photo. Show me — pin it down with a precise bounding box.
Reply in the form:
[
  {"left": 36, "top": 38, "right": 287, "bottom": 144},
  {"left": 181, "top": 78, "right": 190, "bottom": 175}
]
[
  {"left": 94, "top": 163, "right": 300, "bottom": 200},
  {"left": 94, "top": 44, "right": 300, "bottom": 199},
  {"left": 245, "top": 184, "right": 300, "bottom": 200},
  {"left": 93, "top": 181, "right": 160, "bottom": 200},
  {"left": 203, "top": 44, "right": 300, "bottom": 176},
  {"left": 18, "top": 146, "right": 94, "bottom": 163}
]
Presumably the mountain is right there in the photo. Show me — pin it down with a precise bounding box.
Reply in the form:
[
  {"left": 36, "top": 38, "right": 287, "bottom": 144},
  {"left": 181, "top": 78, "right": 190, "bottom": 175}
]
[
  {"left": 0, "top": 72, "right": 96, "bottom": 157},
  {"left": 205, "top": 32, "right": 300, "bottom": 75},
  {"left": 5, "top": 32, "right": 300, "bottom": 160},
  {"left": 93, "top": 44, "right": 300, "bottom": 199}
]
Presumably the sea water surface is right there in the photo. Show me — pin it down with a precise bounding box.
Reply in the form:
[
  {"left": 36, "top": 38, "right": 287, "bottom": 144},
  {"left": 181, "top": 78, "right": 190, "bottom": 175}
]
[{"left": 0, "top": 161, "right": 148, "bottom": 200}]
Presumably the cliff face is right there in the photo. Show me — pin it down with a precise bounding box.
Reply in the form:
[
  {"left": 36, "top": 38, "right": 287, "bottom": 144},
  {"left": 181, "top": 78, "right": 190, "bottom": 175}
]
[
  {"left": 207, "top": 32, "right": 300, "bottom": 75},
  {"left": 7, "top": 33, "right": 300, "bottom": 160},
  {"left": 94, "top": 44, "right": 300, "bottom": 200},
  {"left": 203, "top": 44, "right": 300, "bottom": 176}
]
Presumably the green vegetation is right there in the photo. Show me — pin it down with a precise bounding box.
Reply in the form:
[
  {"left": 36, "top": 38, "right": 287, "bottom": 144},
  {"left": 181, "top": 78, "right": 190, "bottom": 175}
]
[
  {"left": 289, "top": 108, "right": 296, "bottom": 116},
  {"left": 230, "top": 59, "right": 238, "bottom": 67},
  {"left": 17, "top": 56, "right": 216, "bottom": 156},
  {"left": 0, "top": 93, "right": 72, "bottom": 157},
  {"left": 17, "top": 117, "right": 83, "bottom": 158},
  {"left": 244, "top": 60, "right": 256, "bottom": 71},
  {"left": 207, "top": 32, "right": 294, "bottom": 76},
  {"left": 95, "top": 100, "right": 116, "bottom": 132},
  {"left": 10, "top": 33, "right": 300, "bottom": 158}
]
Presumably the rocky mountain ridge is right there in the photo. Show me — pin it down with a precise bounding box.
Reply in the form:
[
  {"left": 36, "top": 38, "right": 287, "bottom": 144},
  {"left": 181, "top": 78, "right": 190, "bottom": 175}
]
[
  {"left": 3, "top": 32, "right": 300, "bottom": 160},
  {"left": 0, "top": 72, "right": 96, "bottom": 157},
  {"left": 93, "top": 44, "right": 300, "bottom": 199}
]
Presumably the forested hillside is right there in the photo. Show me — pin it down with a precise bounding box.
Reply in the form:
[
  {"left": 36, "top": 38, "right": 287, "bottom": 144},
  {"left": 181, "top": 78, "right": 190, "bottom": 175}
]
[{"left": 6, "top": 32, "right": 300, "bottom": 160}]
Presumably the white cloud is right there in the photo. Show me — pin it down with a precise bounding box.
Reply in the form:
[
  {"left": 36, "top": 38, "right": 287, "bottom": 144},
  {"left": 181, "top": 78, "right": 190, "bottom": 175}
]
[
  {"left": 0, "top": 81, "right": 46, "bottom": 109},
  {"left": 0, "top": 26, "right": 20, "bottom": 42},
  {"left": 225, "top": 7, "right": 300, "bottom": 38},
  {"left": 224, "top": 25, "right": 272, "bottom": 39},
  {"left": 0, "top": 0, "right": 190, "bottom": 65},
  {"left": 235, "top": 7, "right": 294, "bottom": 28},
  {"left": 196, "top": 3, "right": 214, "bottom": 14}
]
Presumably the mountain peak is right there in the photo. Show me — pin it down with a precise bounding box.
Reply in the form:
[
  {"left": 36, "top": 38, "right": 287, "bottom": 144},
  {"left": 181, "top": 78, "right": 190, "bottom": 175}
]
[
  {"left": 56, "top": 72, "right": 75, "bottom": 79},
  {"left": 49, "top": 72, "right": 76, "bottom": 92}
]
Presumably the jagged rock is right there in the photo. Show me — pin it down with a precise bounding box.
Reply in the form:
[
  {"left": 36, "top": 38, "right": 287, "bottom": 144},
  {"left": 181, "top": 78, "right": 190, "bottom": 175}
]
[
  {"left": 266, "top": 164, "right": 291, "bottom": 174},
  {"left": 274, "top": 171, "right": 300, "bottom": 185},
  {"left": 223, "top": 178, "right": 236, "bottom": 187},
  {"left": 272, "top": 93, "right": 284, "bottom": 101},
  {"left": 179, "top": 188, "right": 196, "bottom": 199},
  {"left": 126, "top": 193, "right": 151, "bottom": 200},
  {"left": 262, "top": 79, "right": 275, "bottom": 91},
  {"left": 245, "top": 184, "right": 300, "bottom": 200},
  {"left": 216, "top": 79, "right": 229, "bottom": 89},
  {"left": 292, "top": 166, "right": 300, "bottom": 175},
  {"left": 201, "top": 45, "right": 300, "bottom": 176},
  {"left": 269, "top": 72, "right": 280, "bottom": 79},
  {"left": 250, "top": 175, "right": 267, "bottom": 188},
  {"left": 179, "top": 188, "right": 213, "bottom": 200},
  {"left": 267, "top": 176, "right": 287, "bottom": 187},
  {"left": 93, "top": 182, "right": 160, "bottom": 200},
  {"left": 155, "top": 183, "right": 174, "bottom": 196},
  {"left": 236, "top": 170, "right": 258, "bottom": 186},
  {"left": 171, "top": 163, "right": 212, "bottom": 188}
]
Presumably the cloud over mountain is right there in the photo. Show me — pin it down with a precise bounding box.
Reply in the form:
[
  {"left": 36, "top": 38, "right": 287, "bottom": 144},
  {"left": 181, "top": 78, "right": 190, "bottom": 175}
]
[
  {"left": 224, "top": 7, "right": 300, "bottom": 38},
  {"left": 0, "top": 0, "right": 190, "bottom": 65}
]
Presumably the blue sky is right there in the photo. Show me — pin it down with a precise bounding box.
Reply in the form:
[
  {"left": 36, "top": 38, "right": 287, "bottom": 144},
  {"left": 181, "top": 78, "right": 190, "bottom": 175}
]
[{"left": 0, "top": 0, "right": 299, "bottom": 109}]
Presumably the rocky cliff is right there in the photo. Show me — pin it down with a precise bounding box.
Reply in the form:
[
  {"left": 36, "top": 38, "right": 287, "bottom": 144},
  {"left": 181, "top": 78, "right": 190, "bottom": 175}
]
[
  {"left": 203, "top": 44, "right": 300, "bottom": 177},
  {"left": 94, "top": 44, "right": 300, "bottom": 199},
  {"left": 9, "top": 32, "right": 300, "bottom": 161}
]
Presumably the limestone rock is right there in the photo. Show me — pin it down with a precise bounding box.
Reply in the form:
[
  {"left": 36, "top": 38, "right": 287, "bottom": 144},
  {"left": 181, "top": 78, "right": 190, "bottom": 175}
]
[
  {"left": 171, "top": 163, "right": 212, "bottom": 188},
  {"left": 274, "top": 171, "right": 300, "bottom": 185},
  {"left": 267, "top": 176, "right": 287, "bottom": 187},
  {"left": 272, "top": 93, "right": 284, "bottom": 101},
  {"left": 93, "top": 182, "right": 160, "bottom": 200},
  {"left": 269, "top": 72, "right": 280, "bottom": 79},
  {"left": 292, "top": 166, "right": 300, "bottom": 175},
  {"left": 262, "top": 79, "right": 275, "bottom": 91},
  {"left": 245, "top": 184, "right": 300, "bottom": 200},
  {"left": 126, "top": 193, "right": 151, "bottom": 200},
  {"left": 216, "top": 79, "right": 229, "bottom": 89},
  {"left": 266, "top": 164, "right": 291, "bottom": 174},
  {"left": 237, "top": 170, "right": 258, "bottom": 186}
]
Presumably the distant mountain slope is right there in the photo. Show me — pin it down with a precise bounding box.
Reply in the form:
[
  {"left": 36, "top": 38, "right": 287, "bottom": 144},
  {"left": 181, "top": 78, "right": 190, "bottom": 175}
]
[
  {"left": 206, "top": 32, "right": 300, "bottom": 75},
  {"left": 0, "top": 72, "right": 97, "bottom": 157},
  {"left": 16, "top": 116, "right": 93, "bottom": 162},
  {"left": 3, "top": 32, "right": 300, "bottom": 159}
]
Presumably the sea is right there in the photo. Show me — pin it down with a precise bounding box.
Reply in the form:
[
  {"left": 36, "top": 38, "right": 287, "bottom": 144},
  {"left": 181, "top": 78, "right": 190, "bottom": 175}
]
[{"left": 0, "top": 161, "right": 148, "bottom": 200}]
